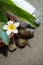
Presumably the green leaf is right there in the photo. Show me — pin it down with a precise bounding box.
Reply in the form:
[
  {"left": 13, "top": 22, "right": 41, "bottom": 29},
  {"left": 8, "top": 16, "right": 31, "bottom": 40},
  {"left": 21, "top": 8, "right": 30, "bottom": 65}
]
[
  {"left": 0, "top": 29, "right": 10, "bottom": 45},
  {"left": 3, "top": 0, "right": 37, "bottom": 28},
  {"left": 0, "top": 2, "right": 8, "bottom": 23},
  {"left": 20, "top": 17, "right": 37, "bottom": 28},
  {"left": 0, "top": 0, "right": 37, "bottom": 28},
  {"left": 0, "top": 22, "right": 6, "bottom": 29}
]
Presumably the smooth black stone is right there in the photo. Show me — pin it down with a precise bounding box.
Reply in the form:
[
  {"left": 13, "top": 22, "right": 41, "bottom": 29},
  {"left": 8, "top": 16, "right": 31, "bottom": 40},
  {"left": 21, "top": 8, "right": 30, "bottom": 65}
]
[
  {"left": 34, "top": 19, "right": 40, "bottom": 27},
  {"left": 15, "top": 28, "right": 34, "bottom": 39},
  {"left": 19, "top": 28, "right": 34, "bottom": 38}
]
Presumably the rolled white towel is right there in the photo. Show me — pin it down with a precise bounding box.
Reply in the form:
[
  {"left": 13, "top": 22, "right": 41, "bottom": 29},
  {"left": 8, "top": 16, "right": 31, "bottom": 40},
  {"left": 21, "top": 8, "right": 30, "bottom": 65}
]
[{"left": 12, "top": 0, "right": 36, "bottom": 14}]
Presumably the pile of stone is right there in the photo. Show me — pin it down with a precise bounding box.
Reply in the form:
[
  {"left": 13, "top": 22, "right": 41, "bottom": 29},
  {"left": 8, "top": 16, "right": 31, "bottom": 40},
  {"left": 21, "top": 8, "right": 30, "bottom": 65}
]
[{"left": 7, "top": 12, "right": 40, "bottom": 52}]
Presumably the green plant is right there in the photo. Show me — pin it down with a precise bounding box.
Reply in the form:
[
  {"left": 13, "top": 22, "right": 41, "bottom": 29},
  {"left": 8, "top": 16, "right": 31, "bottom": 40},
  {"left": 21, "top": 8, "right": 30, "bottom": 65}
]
[{"left": 0, "top": 0, "right": 37, "bottom": 45}]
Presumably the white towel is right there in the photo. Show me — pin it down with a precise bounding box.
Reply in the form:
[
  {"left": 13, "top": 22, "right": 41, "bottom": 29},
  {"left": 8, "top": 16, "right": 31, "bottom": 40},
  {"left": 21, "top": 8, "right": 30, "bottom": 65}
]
[{"left": 12, "top": 0, "right": 36, "bottom": 14}]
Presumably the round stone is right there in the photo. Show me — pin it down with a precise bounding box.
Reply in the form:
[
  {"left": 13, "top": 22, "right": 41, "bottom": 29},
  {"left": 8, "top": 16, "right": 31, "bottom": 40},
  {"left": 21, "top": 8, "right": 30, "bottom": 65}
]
[
  {"left": 8, "top": 43, "right": 17, "bottom": 52},
  {"left": 34, "top": 19, "right": 40, "bottom": 26},
  {"left": 16, "top": 38, "right": 27, "bottom": 48},
  {"left": 19, "top": 28, "right": 34, "bottom": 38}
]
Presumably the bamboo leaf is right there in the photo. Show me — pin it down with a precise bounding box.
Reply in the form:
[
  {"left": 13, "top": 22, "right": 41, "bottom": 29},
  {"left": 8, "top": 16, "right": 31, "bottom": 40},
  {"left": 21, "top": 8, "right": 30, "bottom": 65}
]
[
  {"left": 20, "top": 17, "right": 37, "bottom": 27},
  {"left": 3, "top": 0, "right": 37, "bottom": 28},
  {"left": 0, "top": 2, "right": 8, "bottom": 23}
]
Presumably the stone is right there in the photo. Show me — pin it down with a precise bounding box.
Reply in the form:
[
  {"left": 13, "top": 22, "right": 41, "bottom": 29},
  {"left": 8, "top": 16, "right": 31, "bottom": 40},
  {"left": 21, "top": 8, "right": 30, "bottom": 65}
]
[
  {"left": 8, "top": 43, "right": 17, "bottom": 52},
  {"left": 16, "top": 38, "right": 27, "bottom": 48},
  {"left": 19, "top": 28, "right": 34, "bottom": 38},
  {"left": 34, "top": 19, "right": 40, "bottom": 27}
]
